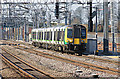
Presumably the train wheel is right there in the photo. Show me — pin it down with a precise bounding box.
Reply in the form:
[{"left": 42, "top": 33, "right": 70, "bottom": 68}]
[
  {"left": 55, "top": 45, "right": 58, "bottom": 51},
  {"left": 58, "top": 46, "right": 63, "bottom": 52},
  {"left": 46, "top": 44, "right": 48, "bottom": 49},
  {"left": 53, "top": 45, "right": 56, "bottom": 50},
  {"left": 62, "top": 46, "right": 66, "bottom": 53},
  {"left": 77, "top": 52, "right": 82, "bottom": 56}
]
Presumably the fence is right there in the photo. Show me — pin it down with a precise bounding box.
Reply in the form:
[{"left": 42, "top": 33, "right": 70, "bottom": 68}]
[{"left": 98, "top": 42, "right": 120, "bottom": 53}]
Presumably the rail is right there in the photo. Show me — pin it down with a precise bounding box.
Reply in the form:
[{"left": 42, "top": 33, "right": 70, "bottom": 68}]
[
  {"left": 12, "top": 45, "right": 120, "bottom": 76},
  {"left": 1, "top": 47, "right": 55, "bottom": 79}
]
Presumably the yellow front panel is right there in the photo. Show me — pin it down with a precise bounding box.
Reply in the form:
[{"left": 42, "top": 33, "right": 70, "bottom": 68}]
[
  {"left": 66, "top": 38, "right": 73, "bottom": 43},
  {"left": 74, "top": 38, "right": 80, "bottom": 44},
  {"left": 66, "top": 38, "right": 80, "bottom": 44},
  {"left": 65, "top": 26, "right": 87, "bottom": 45}
]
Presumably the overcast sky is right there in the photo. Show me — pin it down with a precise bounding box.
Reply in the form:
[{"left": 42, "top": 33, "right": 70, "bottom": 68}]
[
  {"left": 1, "top": 0, "right": 119, "bottom": 3},
  {"left": 0, "top": 0, "right": 119, "bottom": 24}
]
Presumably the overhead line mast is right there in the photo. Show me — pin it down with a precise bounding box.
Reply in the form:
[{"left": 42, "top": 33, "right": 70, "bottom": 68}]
[
  {"left": 89, "top": 0, "right": 93, "bottom": 32},
  {"left": 103, "top": 0, "right": 109, "bottom": 53}
]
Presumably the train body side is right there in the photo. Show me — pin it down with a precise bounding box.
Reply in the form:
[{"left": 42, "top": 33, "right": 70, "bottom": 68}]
[{"left": 31, "top": 24, "right": 87, "bottom": 54}]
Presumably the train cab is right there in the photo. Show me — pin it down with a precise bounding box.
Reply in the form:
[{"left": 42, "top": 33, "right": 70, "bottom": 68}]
[{"left": 64, "top": 24, "right": 87, "bottom": 52}]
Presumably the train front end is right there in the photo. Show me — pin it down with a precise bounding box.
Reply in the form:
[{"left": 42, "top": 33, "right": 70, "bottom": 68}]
[{"left": 64, "top": 24, "right": 87, "bottom": 53}]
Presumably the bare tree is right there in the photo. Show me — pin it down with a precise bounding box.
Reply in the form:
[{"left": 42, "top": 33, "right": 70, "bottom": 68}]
[{"left": 71, "top": 6, "right": 89, "bottom": 24}]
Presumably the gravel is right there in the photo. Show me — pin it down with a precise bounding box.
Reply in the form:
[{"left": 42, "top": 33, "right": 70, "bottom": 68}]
[
  {"left": 30, "top": 47, "right": 119, "bottom": 70},
  {"left": 1, "top": 40, "right": 119, "bottom": 77},
  {"left": 0, "top": 47, "right": 21, "bottom": 78},
  {"left": 2, "top": 45, "right": 118, "bottom": 78}
]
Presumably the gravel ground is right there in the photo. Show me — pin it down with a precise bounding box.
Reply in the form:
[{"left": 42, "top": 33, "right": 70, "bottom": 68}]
[
  {"left": 1, "top": 40, "right": 119, "bottom": 77},
  {"left": 19, "top": 42, "right": 119, "bottom": 62},
  {"left": 0, "top": 41, "right": 23, "bottom": 78},
  {"left": 0, "top": 47, "right": 21, "bottom": 78},
  {"left": 3, "top": 45, "right": 119, "bottom": 78},
  {"left": 24, "top": 46, "right": 119, "bottom": 70},
  {"left": 7, "top": 40, "right": 120, "bottom": 62},
  {"left": 0, "top": 61, "right": 22, "bottom": 78}
]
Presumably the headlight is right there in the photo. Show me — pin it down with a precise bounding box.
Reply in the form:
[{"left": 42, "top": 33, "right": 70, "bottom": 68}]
[
  {"left": 67, "top": 39, "right": 73, "bottom": 43},
  {"left": 81, "top": 40, "right": 84, "bottom": 42},
  {"left": 69, "top": 39, "right": 73, "bottom": 42}
]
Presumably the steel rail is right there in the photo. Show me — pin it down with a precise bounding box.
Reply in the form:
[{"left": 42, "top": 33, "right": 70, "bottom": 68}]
[
  {"left": 4, "top": 40, "right": 119, "bottom": 65},
  {"left": 13, "top": 45, "right": 120, "bottom": 76},
  {"left": 58, "top": 53, "right": 119, "bottom": 65},
  {"left": 0, "top": 53, "right": 36, "bottom": 78},
  {"left": 2, "top": 41, "right": 120, "bottom": 76},
  {"left": 82, "top": 55, "right": 119, "bottom": 64},
  {"left": 1, "top": 47, "right": 55, "bottom": 79},
  {"left": 2, "top": 59, "right": 27, "bottom": 77}
]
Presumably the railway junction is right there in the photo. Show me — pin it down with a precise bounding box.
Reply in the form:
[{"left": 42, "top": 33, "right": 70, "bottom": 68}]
[{"left": 0, "top": 0, "right": 120, "bottom": 78}]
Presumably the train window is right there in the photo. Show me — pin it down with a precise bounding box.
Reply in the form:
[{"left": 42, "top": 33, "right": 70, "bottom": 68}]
[
  {"left": 50, "top": 32, "right": 52, "bottom": 40},
  {"left": 54, "top": 31, "right": 56, "bottom": 40},
  {"left": 33, "top": 32, "right": 35, "bottom": 39},
  {"left": 57, "top": 31, "right": 59, "bottom": 41},
  {"left": 63, "top": 31, "right": 65, "bottom": 41},
  {"left": 33, "top": 32, "right": 36, "bottom": 39},
  {"left": 56, "top": 31, "right": 58, "bottom": 41},
  {"left": 49, "top": 31, "right": 50, "bottom": 40},
  {"left": 35, "top": 32, "right": 36, "bottom": 39},
  {"left": 60, "top": 31, "right": 62, "bottom": 40},
  {"left": 58, "top": 31, "right": 62, "bottom": 41},
  {"left": 38, "top": 32, "right": 41, "bottom": 39},
  {"left": 44, "top": 32, "right": 46, "bottom": 40},
  {"left": 46, "top": 32, "right": 47, "bottom": 40},
  {"left": 47, "top": 32, "right": 49, "bottom": 40},
  {"left": 40, "top": 32, "right": 41, "bottom": 39},
  {"left": 32, "top": 32, "right": 33, "bottom": 39},
  {"left": 81, "top": 29, "right": 86, "bottom": 38},
  {"left": 67, "top": 29, "right": 72, "bottom": 38},
  {"left": 54, "top": 31, "right": 58, "bottom": 41},
  {"left": 74, "top": 28, "right": 80, "bottom": 38},
  {"left": 41, "top": 32, "right": 43, "bottom": 40},
  {"left": 32, "top": 32, "right": 34, "bottom": 39}
]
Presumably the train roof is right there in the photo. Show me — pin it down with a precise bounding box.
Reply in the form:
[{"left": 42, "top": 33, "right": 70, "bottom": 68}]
[
  {"left": 31, "top": 29, "right": 37, "bottom": 32},
  {"left": 31, "top": 24, "right": 86, "bottom": 32},
  {"left": 32, "top": 25, "right": 68, "bottom": 32}
]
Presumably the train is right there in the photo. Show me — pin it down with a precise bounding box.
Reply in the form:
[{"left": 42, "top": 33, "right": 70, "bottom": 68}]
[{"left": 31, "top": 24, "right": 87, "bottom": 55}]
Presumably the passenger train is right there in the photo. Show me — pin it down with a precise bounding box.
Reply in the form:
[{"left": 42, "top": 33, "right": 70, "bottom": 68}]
[{"left": 31, "top": 24, "right": 87, "bottom": 55}]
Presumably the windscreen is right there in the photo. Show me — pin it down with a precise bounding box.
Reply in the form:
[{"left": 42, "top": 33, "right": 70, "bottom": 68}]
[
  {"left": 74, "top": 28, "right": 80, "bottom": 38},
  {"left": 67, "top": 29, "right": 72, "bottom": 38},
  {"left": 81, "top": 28, "right": 86, "bottom": 39}
]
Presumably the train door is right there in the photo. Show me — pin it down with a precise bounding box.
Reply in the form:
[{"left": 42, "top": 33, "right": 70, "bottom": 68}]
[{"left": 72, "top": 25, "right": 81, "bottom": 45}]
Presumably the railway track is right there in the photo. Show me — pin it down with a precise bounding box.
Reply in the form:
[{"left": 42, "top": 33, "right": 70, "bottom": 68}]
[
  {"left": 2, "top": 41, "right": 120, "bottom": 76},
  {"left": 7, "top": 44, "right": 119, "bottom": 76},
  {"left": 1, "top": 47, "right": 55, "bottom": 79},
  {"left": 82, "top": 55, "right": 119, "bottom": 64},
  {"left": 2, "top": 59, "right": 26, "bottom": 77},
  {"left": 3, "top": 40, "right": 119, "bottom": 65}
]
